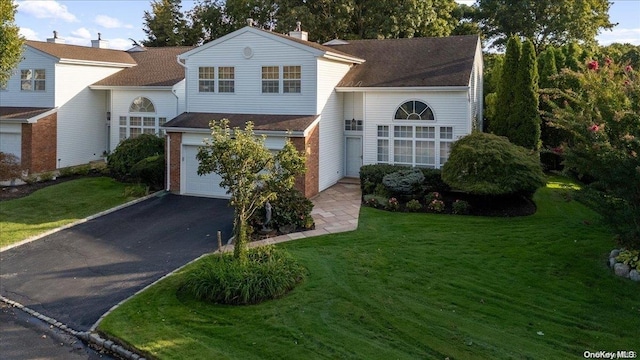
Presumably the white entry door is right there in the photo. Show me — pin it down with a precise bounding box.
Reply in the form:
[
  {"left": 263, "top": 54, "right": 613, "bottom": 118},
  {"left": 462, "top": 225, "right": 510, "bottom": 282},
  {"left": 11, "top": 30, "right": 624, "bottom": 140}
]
[{"left": 345, "top": 136, "right": 362, "bottom": 178}]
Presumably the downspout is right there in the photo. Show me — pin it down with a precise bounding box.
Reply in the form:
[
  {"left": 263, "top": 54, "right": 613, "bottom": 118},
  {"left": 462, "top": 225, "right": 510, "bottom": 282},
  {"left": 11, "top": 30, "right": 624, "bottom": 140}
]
[{"left": 175, "top": 56, "right": 188, "bottom": 112}]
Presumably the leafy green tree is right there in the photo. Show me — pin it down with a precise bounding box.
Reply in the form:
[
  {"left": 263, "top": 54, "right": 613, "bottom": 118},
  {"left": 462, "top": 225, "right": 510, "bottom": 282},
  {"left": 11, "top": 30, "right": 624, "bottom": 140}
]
[
  {"left": 197, "top": 120, "right": 306, "bottom": 262},
  {"left": 476, "top": 0, "right": 614, "bottom": 52},
  {"left": 491, "top": 36, "right": 520, "bottom": 137},
  {"left": 538, "top": 48, "right": 558, "bottom": 89},
  {"left": 225, "top": 0, "right": 278, "bottom": 31},
  {"left": 511, "top": 39, "right": 540, "bottom": 150},
  {"left": 142, "top": 0, "right": 197, "bottom": 46},
  {"left": 0, "top": 0, "right": 24, "bottom": 86},
  {"left": 482, "top": 53, "right": 503, "bottom": 131},
  {"left": 543, "top": 60, "right": 640, "bottom": 248},
  {"left": 188, "top": 0, "right": 232, "bottom": 43}
]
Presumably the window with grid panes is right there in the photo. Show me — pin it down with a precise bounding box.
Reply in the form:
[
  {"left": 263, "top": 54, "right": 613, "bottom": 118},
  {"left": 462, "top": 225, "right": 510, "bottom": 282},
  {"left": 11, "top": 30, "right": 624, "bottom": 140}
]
[
  {"left": 262, "top": 66, "right": 279, "bottom": 93},
  {"left": 199, "top": 67, "right": 215, "bottom": 92},
  {"left": 283, "top": 66, "right": 301, "bottom": 93},
  {"left": 377, "top": 126, "right": 389, "bottom": 162},
  {"left": 218, "top": 67, "right": 234, "bottom": 93}
]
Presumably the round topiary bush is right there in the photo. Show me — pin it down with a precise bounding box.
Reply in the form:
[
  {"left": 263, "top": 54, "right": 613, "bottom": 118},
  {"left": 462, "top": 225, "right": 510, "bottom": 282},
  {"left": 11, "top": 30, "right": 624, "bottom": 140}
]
[
  {"left": 442, "top": 132, "right": 546, "bottom": 197},
  {"left": 180, "top": 246, "right": 306, "bottom": 305},
  {"left": 130, "top": 154, "right": 165, "bottom": 190},
  {"left": 107, "top": 134, "right": 164, "bottom": 181},
  {"left": 382, "top": 169, "right": 425, "bottom": 196}
]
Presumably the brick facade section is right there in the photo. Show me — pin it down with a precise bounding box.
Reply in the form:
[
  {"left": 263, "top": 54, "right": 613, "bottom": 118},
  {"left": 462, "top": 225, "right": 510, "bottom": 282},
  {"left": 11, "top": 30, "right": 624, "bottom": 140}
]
[
  {"left": 167, "top": 132, "right": 182, "bottom": 192},
  {"left": 291, "top": 123, "right": 320, "bottom": 198},
  {"left": 21, "top": 113, "right": 57, "bottom": 173}
]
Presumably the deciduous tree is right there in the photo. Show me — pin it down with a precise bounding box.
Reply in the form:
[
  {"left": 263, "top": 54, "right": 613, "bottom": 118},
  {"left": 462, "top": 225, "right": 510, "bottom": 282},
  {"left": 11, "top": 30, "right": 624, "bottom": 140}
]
[
  {"left": 196, "top": 120, "right": 306, "bottom": 262},
  {"left": 0, "top": 0, "right": 24, "bottom": 86},
  {"left": 476, "top": 0, "right": 614, "bottom": 52},
  {"left": 142, "top": 0, "right": 197, "bottom": 46}
]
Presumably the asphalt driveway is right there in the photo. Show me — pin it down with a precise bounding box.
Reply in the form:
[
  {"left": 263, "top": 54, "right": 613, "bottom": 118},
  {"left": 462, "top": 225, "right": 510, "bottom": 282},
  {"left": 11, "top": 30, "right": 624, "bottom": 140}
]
[{"left": 0, "top": 192, "right": 234, "bottom": 332}]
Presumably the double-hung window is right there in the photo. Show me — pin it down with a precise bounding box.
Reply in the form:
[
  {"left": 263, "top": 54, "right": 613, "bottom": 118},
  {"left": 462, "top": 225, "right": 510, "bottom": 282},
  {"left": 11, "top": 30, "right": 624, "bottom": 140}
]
[
  {"left": 198, "top": 67, "right": 215, "bottom": 92},
  {"left": 262, "top": 66, "right": 279, "bottom": 93},
  {"left": 283, "top": 66, "right": 301, "bottom": 93},
  {"left": 262, "top": 65, "right": 301, "bottom": 94},
  {"left": 21, "top": 69, "right": 46, "bottom": 91},
  {"left": 218, "top": 67, "right": 235, "bottom": 93}
]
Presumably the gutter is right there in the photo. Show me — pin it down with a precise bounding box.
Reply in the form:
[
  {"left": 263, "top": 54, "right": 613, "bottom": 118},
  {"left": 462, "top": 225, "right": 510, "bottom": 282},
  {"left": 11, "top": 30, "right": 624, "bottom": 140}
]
[{"left": 176, "top": 56, "right": 188, "bottom": 112}]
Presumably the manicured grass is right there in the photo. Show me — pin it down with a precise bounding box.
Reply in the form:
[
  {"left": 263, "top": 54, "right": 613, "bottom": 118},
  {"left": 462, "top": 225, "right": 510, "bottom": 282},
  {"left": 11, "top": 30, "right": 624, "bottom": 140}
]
[
  {"left": 0, "top": 177, "right": 143, "bottom": 247},
  {"left": 98, "top": 179, "right": 640, "bottom": 359}
]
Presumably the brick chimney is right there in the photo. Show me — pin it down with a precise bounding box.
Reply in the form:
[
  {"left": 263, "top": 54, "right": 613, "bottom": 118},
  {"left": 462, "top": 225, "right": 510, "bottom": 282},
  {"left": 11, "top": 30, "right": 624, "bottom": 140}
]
[
  {"left": 288, "top": 22, "right": 308, "bottom": 41},
  {"left": 91, "top": 33, "right": 109, "bottom": 49},
  {"left": 47, "top": 31, "right": 65, "bottom": 44}
]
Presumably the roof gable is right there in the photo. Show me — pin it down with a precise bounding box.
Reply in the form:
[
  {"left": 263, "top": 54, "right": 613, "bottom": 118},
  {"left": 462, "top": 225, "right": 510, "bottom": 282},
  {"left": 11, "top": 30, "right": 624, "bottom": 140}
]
[
  {"left": 25, "top": 40, "right": 136, "bottom": 66},
  {"left": 179, "top": 26, "right": 363, "bottom": 64},
  {"left": 330, "top": 35, "right": 480, "bottom": 88}
]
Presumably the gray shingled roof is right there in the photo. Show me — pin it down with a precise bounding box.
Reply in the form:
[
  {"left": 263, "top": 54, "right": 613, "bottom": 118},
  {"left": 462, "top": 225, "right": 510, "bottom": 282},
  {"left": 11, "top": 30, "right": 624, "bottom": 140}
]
[
  {"left": 328, "top": 35, "right": 480, "bottom": 87},
  {"left": 0, "top": 107, "right": 56, "bottom": 120},
  {"left": 26, "top": 41, "right": 136, "bottom": 65},
  {"left": 93, "top": 47, "right": 193, "bottom": 87},
  {"left": 164, "top": 112, "right": 318, "bottom": 133}
]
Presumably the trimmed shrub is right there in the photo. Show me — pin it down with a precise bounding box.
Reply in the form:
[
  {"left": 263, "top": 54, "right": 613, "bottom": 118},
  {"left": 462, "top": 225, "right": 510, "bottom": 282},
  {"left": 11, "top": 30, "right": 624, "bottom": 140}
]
[
  {"left": 363, "top": 194, "right": 388, "bottom": 209},
  {"left": 130, "top": 154, "right": 165, "bottom": 190},
  {"left": 180, "top": 246, "right": 306, "bottom": 305},
  {"left": 452, "top": 199, "right": 471, "bottom": 215},
  {"left": 107, "top": 134, "right": 164, "bottom": 180},
  {"left": 360, "top": 164, "right": 410, "bottom": 194},
  {"left": 0, "top": 152, "right": 22, "bottom": 182},
  {"left": 386, "top": 197, "right": 400, "bottom": 211},
  {"left": 405, "top": 199, "right": 422, "bottom": 212},
  {"left": 382, "top": 169, "right": 424, "bottom": 196},
  {"left": 442, "top": 132, "right": 546, "bottom": 197},
  {"left": 252, "top": 189, "right": 314, "bottom": 232},
  {"left": 420, "top": 168, "right": 450, "bottom": 193},
  {"left": 424, "top": 191, "right": 442, "bottom": 204},
  {"left": 427, "top": 199, "right": 445, "bottom": 213}
]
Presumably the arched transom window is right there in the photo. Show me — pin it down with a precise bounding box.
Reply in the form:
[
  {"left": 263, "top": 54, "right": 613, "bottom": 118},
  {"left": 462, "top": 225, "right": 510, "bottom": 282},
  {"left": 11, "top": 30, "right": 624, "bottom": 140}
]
[
  {"left": 129, "top": 96, "right": 156, "bottom": 113},
  {"left": 118, "top": 97, "right": 166, "bottom": 142},
  {"left": 394, "top": 100, "right": 434, "bottom": 121}
]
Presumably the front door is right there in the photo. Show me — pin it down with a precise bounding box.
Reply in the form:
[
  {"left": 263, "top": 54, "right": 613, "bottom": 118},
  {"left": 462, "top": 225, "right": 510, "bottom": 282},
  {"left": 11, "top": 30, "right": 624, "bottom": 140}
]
[{"left": 345, "top": 136, "right": 362, "bottom": 178}]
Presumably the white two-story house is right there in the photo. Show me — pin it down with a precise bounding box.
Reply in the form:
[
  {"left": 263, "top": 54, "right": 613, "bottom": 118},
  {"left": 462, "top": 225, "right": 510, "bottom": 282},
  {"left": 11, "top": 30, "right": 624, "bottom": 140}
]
[{"left": 1, "top": 26, "right": 482, "bottom": 199}]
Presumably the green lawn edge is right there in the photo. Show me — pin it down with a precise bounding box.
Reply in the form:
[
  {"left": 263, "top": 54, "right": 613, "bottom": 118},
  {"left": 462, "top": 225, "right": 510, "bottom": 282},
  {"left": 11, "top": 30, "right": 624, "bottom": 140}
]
[
  {"left": 0, "top": 177, "right": 142, "bottom": 247},
  {"left": 98, "top": 178, "right": 640, "bottom": 360}
]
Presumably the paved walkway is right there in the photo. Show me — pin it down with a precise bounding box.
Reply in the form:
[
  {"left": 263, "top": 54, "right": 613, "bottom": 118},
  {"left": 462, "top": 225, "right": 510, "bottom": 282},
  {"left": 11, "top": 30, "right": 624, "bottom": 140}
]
[{"left": 237, "top": 179, "right": 362, "bottom": 249}]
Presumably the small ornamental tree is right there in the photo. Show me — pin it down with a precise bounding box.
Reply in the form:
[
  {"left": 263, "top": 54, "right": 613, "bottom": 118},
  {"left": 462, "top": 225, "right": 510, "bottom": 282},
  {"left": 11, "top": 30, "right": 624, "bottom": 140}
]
[
  {"left": 543, "top": 60, "right": 640, "bottom": 248},
  {"left": 197, "top": 120, "right": 306, "bottom": 262},
  {"left": 0, "top": 152, "right": 22, "bottom": 182}
]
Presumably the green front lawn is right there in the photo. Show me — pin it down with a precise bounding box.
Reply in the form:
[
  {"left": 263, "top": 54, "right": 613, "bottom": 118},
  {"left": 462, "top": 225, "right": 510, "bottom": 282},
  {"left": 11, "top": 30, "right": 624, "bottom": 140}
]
[
  {"left": 99, "top": 179, "right": 640, "bottom": 359},
  {"left": 0, "top": 177, "right": 143, "bottom": 247}
]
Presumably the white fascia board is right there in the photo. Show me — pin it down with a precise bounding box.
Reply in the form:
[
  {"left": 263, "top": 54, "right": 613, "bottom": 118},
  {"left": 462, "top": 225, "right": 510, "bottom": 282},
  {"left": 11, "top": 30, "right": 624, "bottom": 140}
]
[
  {"left": 58, "top": 58, "right": 136, "bottom": 68},
  {"left": 303, "top": 116, "right": 321, "bottom": 137},
  {"left": 163, "top": 127, "right": 211, "bottom": 134},
  {"left": 335, "top": 86, "right": 469, "bottom": 92},
  {"left": 89, "top": 85, "right": 175, "bottom": 91},
  {"left": 0, "top": 108, "right": 58, "bottom": 124},
  {"left": 162, "top": 127, "right": 305, "bottom": 137},
  {"left": 322, "top": 52, "right": 365, "bottom": 64}
]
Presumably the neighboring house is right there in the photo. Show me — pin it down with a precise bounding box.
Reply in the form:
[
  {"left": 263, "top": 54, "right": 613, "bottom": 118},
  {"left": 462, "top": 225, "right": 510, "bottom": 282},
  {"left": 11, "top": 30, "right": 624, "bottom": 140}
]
[
  {"left": 0, "top": 26, "right": 482, "bottom": 200},
  {"left": 163, "top": 26, "right": 482, "bottom": 199},
  {"left": 0, "top": 34, "right": 136, "bottom": 173}
]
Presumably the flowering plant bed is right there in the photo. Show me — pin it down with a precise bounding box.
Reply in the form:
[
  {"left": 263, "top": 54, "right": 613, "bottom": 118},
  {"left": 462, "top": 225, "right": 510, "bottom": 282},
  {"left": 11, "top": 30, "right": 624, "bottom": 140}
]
[{"left": 363, "top": 191, "right": 536, "bottom": 217}]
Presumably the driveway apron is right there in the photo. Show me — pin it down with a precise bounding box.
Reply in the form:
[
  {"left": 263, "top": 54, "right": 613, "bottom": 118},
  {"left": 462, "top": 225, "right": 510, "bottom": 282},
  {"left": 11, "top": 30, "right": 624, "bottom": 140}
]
[{"left": 0, "top": 192, "right": 233, "bottom": 332}]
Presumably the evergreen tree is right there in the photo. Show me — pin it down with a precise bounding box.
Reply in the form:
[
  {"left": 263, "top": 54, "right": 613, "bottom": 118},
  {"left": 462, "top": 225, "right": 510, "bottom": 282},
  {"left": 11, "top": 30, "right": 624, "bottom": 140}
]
[
  {"left": 538, "top": 48, "right": 558, "bottom": 89},
  {"left": 142, "top": 0, "right": 195, "bottom": 46},
  {"left": 491, "top": 36, "right": 520, "bottom": 137},
  {"left": 0, "top": 0, "right": 24, "bottom": 86},
  {"left": 511, "top": 39, "right": 540, "bottom": 150}
]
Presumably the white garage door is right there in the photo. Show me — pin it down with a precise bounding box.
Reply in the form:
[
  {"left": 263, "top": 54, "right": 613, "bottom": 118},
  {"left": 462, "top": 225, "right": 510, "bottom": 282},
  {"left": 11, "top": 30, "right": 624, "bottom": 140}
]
[
  {"left": 183, "top": 145, "right": 229, "bottom": 198},
  {"left": 0, "top": 129, "right": 22, "bottom": 160}
]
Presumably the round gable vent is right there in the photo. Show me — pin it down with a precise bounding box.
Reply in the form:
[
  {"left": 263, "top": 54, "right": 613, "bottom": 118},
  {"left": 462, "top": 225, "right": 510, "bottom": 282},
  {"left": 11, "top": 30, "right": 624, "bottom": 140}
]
[{"left": 243, "top": 46, "right": 253, "bottom": 59}]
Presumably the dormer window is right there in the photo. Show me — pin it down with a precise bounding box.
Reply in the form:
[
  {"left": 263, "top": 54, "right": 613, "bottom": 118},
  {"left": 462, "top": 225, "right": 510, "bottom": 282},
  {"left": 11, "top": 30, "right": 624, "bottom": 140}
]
[{"left": 394, "top": 100, "right": 434, "bottom": 121}]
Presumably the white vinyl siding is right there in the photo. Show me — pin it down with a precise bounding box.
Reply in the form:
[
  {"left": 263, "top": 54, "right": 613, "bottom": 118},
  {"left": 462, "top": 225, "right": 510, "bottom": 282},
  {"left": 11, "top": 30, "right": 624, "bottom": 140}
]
[
  {"left": 184, "top": 30, "right": 317, "bottom": 115},
  {"left": 361, "top": 91, "right": 470, "bottom": 169},
  {"left": 0, "top": 48, "right": 55, "bottom": 107},
  {"left": 316, "top": 58, "right": 352, "bottom": 191}
]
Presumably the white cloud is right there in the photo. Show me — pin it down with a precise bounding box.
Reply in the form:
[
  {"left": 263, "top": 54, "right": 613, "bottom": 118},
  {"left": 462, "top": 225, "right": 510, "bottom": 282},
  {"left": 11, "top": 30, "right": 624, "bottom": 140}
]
[
  {"left": 71, "top": 27, "right": 92, "bottom": 40},
  {"left": 19, "top": 27, "right": 40, "bottom": 41},
  {"left": 17, "top": 0, "right": 78, "bottom": 22},
  {"left": 598, "top": 28, "right": 640, "bottom": 46},
  {"left": 108, "top": 38, "right": 136, "bottom": 51},
  {"left": 95, "top": 15, "right": 133, "bottom": 29}
]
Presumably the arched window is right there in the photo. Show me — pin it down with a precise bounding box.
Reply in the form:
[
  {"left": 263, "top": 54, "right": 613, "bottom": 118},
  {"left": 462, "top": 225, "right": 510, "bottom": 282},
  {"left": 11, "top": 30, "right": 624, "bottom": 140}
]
[
  {"left": 394, "top": 100, "right": 434, "bottom": 121},
  {"left": 129, "top": 96, "right": 156, "bottom": 113}
]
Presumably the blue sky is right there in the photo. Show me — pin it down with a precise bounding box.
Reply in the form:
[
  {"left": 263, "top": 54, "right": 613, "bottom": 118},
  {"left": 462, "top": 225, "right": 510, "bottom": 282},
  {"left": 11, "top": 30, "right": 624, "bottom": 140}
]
[{"left": 14, "top": 0, "right": 640, "bottom": 50}]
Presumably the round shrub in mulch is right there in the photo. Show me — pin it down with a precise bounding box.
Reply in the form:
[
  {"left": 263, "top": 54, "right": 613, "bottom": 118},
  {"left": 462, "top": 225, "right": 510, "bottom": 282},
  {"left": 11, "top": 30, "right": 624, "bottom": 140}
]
[{"left": 180, "top": 246, "right": 306, "bottom": 305}]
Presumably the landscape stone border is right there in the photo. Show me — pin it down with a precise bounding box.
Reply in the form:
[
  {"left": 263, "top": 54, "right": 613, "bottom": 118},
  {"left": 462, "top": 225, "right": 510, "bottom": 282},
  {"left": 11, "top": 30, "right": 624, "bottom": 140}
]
[{"left": 608, "top": 249, "right": 640, "bottom": 282}]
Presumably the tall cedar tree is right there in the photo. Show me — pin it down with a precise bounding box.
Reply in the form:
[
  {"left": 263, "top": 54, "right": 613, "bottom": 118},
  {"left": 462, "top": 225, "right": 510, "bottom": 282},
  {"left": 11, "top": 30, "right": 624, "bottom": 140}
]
[
  {"left": 511, "top": 39, "right": 540, "bottom": 150},
  {"left": 0, "top": 0, "right": 24, "bottom": 86},
  {"left": 143, "top": 0, "right": 197, "bottom": 46},
  {"left": 538, "top": 48, "right": 565, "bottom": 151},
  {"left": 491, "top": 36, "right": 520, "bottom": 137}
]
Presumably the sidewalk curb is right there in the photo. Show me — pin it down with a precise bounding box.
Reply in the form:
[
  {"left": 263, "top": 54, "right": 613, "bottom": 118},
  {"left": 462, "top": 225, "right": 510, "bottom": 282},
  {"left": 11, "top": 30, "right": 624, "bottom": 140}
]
[{"left": 1, "top": 191, "right": 164, "bottom": 253}]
